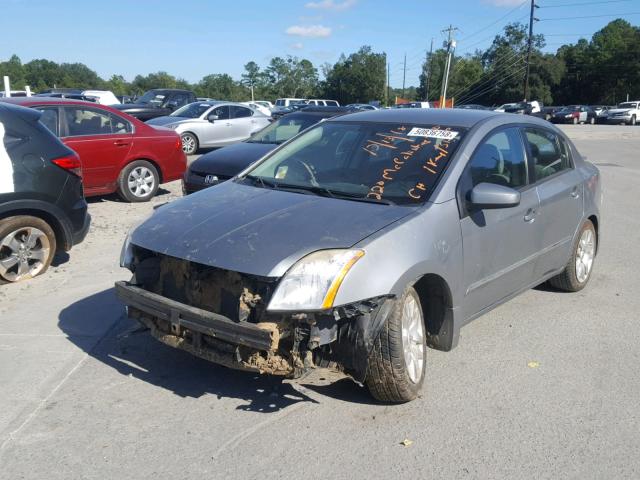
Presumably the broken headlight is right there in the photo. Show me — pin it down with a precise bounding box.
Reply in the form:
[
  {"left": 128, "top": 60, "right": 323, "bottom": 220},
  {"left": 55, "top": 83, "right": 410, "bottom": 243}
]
[{"left": 267, "top": 249, "right": 364, "bottom": 311}]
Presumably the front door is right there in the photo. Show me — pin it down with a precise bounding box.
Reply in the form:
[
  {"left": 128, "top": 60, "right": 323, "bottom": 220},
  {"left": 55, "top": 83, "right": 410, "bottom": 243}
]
[
  {"left": 523, "top": 127, "right": 584, "bottom": 279},
  {"left": 460, "top": 126, "right": 541, "bottom": 320},
  {"left": 61, "top": 106, "right": 133, "bottom": 193},
  {"left": 201, "top": 105, "right": 233, "bottom": 147}
]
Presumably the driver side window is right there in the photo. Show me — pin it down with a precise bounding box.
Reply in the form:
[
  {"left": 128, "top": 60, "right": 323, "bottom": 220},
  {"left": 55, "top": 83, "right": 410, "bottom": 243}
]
[
  {"left": 469, "top": 127, "right": 528, "bottom": 189},
  {"left": 210, "top": 106, "right": 230, "bottom": 120}
]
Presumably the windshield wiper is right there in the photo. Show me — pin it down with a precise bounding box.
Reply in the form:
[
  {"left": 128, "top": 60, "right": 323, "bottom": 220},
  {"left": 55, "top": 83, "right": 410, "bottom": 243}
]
[
  {"left": 243, "top": 174, "right": 278, "bottom": 189},
  {"left": 328, "top": 190, "right": 396, "bottom": 206}
]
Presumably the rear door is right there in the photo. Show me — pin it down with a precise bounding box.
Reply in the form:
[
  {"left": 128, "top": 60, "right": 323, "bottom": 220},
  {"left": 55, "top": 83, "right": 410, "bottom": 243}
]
[
  {"left": 460, "top": 126, "right": 541, "bottom": 319},
  {"left": 523, "top": 127, "right": 583, "bottom": 279},
  {"left": 61, "top": 106, "right": 133, "bottom": 192},
  {"left": 230, "top": 106, "right": 257, "bottom": 141}
]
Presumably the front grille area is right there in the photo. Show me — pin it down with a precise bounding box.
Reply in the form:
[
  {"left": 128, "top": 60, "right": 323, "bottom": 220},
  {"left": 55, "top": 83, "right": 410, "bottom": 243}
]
[{"left": 132, "top": 246, "right": 277, "bottom": 323}]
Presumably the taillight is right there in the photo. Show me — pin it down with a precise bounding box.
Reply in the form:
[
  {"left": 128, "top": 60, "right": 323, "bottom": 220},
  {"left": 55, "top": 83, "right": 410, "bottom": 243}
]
[
  {"left": 175, "top": 138, "right": 182, "bottom": 150},
  {"left": 52, "top": 154, "right": 83, "bottom": 178}
]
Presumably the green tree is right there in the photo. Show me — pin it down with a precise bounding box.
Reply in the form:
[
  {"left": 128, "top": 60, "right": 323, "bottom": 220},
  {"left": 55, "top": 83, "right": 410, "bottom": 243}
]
[
  {"left": 0, "top": 55, "right": 26, "bottom": 90},
  {"left": 195, "top": 74, "right": 243, "bottom": 101},
  {"left": 322, "top": 46, "right": 386, "bottom": 104}
]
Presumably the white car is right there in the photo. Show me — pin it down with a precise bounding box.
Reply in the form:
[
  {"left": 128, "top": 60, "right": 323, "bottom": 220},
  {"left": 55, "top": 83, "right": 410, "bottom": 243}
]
[
  {"left": 146, "top": 101, "right": 271, "bottom": 154},
  {"left": 81, "top": 90, "right": 120, "bottom": 105},
  {"left": 253, "top": 100, "right": 274, "bottom": 110},
  {"left": 606, "top": 101, "right": 640, "bottom": 125},
  {"left": 0, "top": 90, "right": 30, "bottom": 98},
  {"left": 241, "top": 102, "right": 272, "bottom": 117},
  {"left": 494, "top": 103, "right": 517, "bottom": 112}
]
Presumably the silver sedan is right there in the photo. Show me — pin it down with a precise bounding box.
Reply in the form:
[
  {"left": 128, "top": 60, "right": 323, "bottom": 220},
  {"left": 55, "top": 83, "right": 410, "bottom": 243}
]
[{"left": 146, "top": 101, "right": 271, "bottom": 154}]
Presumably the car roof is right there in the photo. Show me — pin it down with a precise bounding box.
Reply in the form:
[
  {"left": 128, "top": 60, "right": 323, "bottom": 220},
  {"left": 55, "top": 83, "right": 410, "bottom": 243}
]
[
  {"left": 0, "top": 97, "right": 107, "bottom": 107},
  {"left": 329, "top": 107, "right": 507, "bottom": 128}
]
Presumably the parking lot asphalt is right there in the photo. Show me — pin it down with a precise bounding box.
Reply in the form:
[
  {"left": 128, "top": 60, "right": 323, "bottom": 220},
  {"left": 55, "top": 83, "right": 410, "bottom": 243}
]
[{"left": 1, "top": 125, "right": 639, "bottom": 479}]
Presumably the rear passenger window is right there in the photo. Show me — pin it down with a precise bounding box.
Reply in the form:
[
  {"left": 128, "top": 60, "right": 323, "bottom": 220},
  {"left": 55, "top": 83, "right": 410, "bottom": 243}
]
[
  {"left": 64, "top": 108, "right": 131, "bottom": 136},
  {"left": 524, "top": 128, "right": 571, "bottom": 181},
  {"left": 232, "top": 106, "right": 253, "bottom": 118},
  {"left": 469, "top": 127, "right": 528, "bottom": 188}
]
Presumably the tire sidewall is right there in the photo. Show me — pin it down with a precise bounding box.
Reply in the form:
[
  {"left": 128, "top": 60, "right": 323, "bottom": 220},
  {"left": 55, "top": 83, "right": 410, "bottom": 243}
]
[
  {"left": 0, "top": 216, "right": 56, "bottom": 283},
  {"left": 118, "top": 160, "right": 159, "bottom": 203},
  {"left": 399, "top": 288, "right": 427, "bottom": 389}
]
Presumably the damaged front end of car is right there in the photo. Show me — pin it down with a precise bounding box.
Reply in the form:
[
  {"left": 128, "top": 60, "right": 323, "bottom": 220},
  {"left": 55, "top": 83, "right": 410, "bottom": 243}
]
[{"left": 116, "top": 244, "right": 394, "bottom": 383}]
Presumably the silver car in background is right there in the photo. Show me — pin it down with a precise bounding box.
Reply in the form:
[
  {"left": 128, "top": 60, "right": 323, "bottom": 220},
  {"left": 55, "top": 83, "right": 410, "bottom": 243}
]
[
  {"left": 117, "top": 109, "right": 601, "bottom": 403},
  {"left": 147, "top": 101, "right": 271, "bottom": 154}
]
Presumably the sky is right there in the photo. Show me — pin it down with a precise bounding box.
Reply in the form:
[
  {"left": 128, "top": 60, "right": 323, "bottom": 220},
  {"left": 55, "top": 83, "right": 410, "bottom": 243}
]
[{"left": 1, "top": 0, "right": 638, "bottom": 88}]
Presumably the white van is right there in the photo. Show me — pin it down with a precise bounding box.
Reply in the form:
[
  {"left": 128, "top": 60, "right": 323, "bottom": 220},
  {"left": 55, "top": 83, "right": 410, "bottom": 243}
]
[
  {"left": 81, "top": 90, "right": 120, "bottom": 105},
  {"left": 274, "top": 98, "right": 307, "bottom": 108},
  {"left": 306, "top": 99, "right": 340, "bottom": 107}
]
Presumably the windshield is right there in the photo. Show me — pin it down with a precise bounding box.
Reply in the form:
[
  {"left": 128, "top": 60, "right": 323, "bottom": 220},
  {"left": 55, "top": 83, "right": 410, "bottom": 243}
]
[
  {"left": 618, "top": 102, "right": 637, "bottom": 109},
  {"left": 242, "top": 122, "right": 466, "bottom": 205},
  {"left": 248, "top": 116, "right": 321, "bottom": 144},
  {"left": 275, "top": 99, "right": 286, "bottom": 106},
  {"left": 171, "top": 103, "right": 213, "bottom": 118},
  {"left": 136, "top": 90, "right": 167, "bottom": 106}
]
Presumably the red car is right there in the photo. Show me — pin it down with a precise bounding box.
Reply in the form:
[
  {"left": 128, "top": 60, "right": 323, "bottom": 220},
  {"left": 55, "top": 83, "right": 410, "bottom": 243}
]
[{"left": 0, "top": 98, "right": 186, "bottom": 202}]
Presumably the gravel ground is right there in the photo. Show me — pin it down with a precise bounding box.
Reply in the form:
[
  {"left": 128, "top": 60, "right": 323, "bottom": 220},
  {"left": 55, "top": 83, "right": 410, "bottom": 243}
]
[{"left": 0, "top": 125, "right": 639, "bottom": 479}]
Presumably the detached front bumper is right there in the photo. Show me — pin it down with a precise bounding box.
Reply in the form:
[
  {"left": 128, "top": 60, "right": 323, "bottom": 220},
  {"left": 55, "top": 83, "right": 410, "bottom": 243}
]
[{"left": 115, "top": 280, "right": 290, "bottom": 375}]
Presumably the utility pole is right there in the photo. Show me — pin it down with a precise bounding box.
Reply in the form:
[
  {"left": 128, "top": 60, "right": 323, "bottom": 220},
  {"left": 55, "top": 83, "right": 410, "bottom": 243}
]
[
  {"left": 523, "top": 0, "right": 539, "bottom": 101},
  {"left": 425, "top": 37, "right": 434, "bottom": 101},
  {"left": 401, "top": 53, "right": 407, "bottom": 99},
  {"left": 440, "top": 25, "right": 458, "bottom": 108},
  {"left": 387, "top": 61, "right": 390, "bottom": 106}
]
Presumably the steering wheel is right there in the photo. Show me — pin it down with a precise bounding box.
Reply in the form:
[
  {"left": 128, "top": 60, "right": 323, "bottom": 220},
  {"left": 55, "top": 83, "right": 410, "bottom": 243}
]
[{"left": 291, "top": 159, "right": 319, "bottom": 186}]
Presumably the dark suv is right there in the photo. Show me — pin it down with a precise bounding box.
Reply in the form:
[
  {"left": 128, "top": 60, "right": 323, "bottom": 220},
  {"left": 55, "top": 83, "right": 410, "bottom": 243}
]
[
  {"left": 0, "top": 103, "right": 90, "bottom": 283},
  {"left": 112, "top": 89, "right": 197, "bottom": 121}
]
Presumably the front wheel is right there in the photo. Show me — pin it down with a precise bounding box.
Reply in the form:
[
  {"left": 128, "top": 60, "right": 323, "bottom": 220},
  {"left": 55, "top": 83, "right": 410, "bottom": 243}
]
[
  {"left": 589, "top": 116, "right": 595, "bottom": 124},
  {"left": 366, "top": 287, "right": 426, "bottom": 403},
  {"left": 548, "top": 220, "right": 596, "bottom": 292},
  {"left": 631, "top": 115, "right": 637, "bottom": 126},
  {"left": 0, "top": 216, "right": 56, "bottom": 283},
  {"left": 117, "top": 160, "right": 159, "bottom": 203},
  {"left": 572, "top": 117, "right": 578, "bottom": 125},
  {"left": 181, "top": 132, "right": 199, "bottom": 155}
]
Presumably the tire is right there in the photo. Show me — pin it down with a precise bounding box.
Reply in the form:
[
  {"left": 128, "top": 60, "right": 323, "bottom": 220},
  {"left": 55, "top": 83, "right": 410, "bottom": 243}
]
[
  {"left": 117, "top": 160, "right": 159, "bottom": 203},
  {"left": 181, "top": 132, "right": 199, "bottom": 155},
  {"left": 589, "top": 116, "right": 595, "bottom": 125},
  {"left": 548, "top": 220, "right": 596, "bottom": 292},
  {"left": 572, "top": 117, "right": 578, "bottom": 125},
  {"left": 0, "top": 216, "right": 56, "bottom": 283},
  {"left": 365, "top": 287, "right": 426, "bottom": 403},
  {"left": 631, "top": 115, "right": 637, "bottom": 126}
]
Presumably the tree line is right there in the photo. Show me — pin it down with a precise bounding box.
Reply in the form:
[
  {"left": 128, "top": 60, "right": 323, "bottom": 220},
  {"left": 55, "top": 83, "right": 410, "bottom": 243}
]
[{"left": 1, "top": 19, "right": 637, "bottom": 106}]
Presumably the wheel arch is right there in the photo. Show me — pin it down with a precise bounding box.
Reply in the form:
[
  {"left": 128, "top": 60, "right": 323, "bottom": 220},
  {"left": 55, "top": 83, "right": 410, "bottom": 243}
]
[
  {"left": 0, "top": 203, "right": 71, "bottom": 251},
  {"left": 588, "top": 214, "right": 599, "bottom": 254},
  {"left": 412, "top": 273, "right": 458, "bottom": 352}
]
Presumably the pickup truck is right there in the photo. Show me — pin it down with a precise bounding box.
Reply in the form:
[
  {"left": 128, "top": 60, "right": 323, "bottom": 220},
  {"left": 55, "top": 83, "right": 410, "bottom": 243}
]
[
  {"left": 606, "top": 101, "right": 640, "bottom": 125},
  {"left": 113, "top": 89, "right": 196, "bottom": 121}
]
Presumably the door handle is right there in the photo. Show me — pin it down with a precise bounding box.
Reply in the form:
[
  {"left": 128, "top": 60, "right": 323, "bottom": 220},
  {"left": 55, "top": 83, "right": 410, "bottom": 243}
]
[
  {"left": 524, "top": 208, "right": 537, "bottom": 223},
  {"left": 570, "top": 187, "right": 580, "bottom": 198},
  {"left": 113, "top": 140, "right": 129, "bottom": 147}
]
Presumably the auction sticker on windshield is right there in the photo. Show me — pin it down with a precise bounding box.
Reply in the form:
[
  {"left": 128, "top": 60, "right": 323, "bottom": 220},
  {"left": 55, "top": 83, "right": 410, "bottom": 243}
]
[{"left": 406, "top": 127, "right": 459, "bottom": 140}]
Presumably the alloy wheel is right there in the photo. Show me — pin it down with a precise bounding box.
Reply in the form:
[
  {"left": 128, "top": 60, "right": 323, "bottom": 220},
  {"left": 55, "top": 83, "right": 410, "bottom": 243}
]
[
  {"left": 181, "top": 134, "right": 196, "bottom": 154},
  {"left": 576, "top": 228, "right": 595, "bottom": 283},
  {"left": 127, "top": 166, "right": 156, "bottom": 198},
  {"left": 401, "top": 294, "right": 425, "bottom": 383},
  {"left": 0, "top": 227, "right": 50, "bottom": 282}
]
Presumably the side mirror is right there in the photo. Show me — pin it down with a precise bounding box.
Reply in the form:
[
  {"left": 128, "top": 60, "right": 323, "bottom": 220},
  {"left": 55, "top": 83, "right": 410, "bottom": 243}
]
[
  {"left": 469, "top": 183, "right": 520, "bottom": 209},
  {"left": 207, "top": 114, "right": 219, "bottom": 123}
]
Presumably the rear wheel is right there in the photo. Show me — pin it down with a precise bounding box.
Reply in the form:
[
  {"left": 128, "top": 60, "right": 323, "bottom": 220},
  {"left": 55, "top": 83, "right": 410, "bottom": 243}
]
[
  {"left": 117, "top": 160, "right": 159, "bottom": 203},
  {"left": 589, "top": 116, "right": 595, "bottom": 124},
  {"left": 366, "top": 287, "right": 426, "bottom": 403},
  {"left": 181, "top": 132, "right": 199, "bottom": 155},
  {"left": 0, "top": 216, "right": 56, "bottom": 283},
  {"left": 548, "top": 220, "right": 596, "bottom": 292}
]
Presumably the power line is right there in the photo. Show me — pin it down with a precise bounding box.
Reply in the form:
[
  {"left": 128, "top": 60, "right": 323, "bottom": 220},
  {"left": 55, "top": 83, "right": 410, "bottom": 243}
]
[
  {"left": 538, "top": 0, "right": 630, "bottom": 7},
  {"left": 539, "top": 12, "right": 640, "bottom": 20},
  {"left": 457, "top": 64, "right": 528, "bottom": 105},
  {"left": 458, "top": 0, "right": 528, "bottom": 43},
  {"left": 454, "top": 58, "right": 526, "bottom": 105},
  {"left": 456, "top": 13, "right": 530, "bottom": 54}
]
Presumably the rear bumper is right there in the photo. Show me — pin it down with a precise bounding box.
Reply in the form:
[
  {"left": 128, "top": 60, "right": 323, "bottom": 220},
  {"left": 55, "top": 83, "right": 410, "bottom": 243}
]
[{"left": 115, "top": 281, "right": 275, "bottom": 352}]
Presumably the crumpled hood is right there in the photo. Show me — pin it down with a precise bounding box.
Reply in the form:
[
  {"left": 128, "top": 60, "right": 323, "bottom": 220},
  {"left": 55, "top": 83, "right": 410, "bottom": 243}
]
[
  {"left": 607, "top": 108, "right": 631, "bottom": 115},
  {"left": 189, "top": 142, "right": 277, "bottom": 177},
  {"left": 130, "top": 180, "right": 415, "bottom": 277}
]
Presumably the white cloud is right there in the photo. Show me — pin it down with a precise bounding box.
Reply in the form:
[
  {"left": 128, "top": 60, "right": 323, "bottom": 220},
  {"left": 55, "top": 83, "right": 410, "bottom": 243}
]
[
  {"left": 484, "top": 0, "right": 526, "bottom": 6},
  {"left": 285, "top": 25, "right": 332, "bottom": 38},
  {"left": 290, "top": 42, "right": 304, "bottom": 50},
  {"left": 305, "top": 0, "right": 356, "bottom": 11}
]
